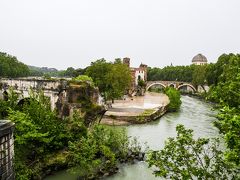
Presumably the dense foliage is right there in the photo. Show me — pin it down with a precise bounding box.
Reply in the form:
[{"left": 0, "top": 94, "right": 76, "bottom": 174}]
[
  {"left": 147, "top": 65, "right": 195, "bottom": 82},
  {"left": 29, "top": 65, "right": 86, "bottom": 78},
  {"left": 0, "top": 52, "right": 30, "bottom": 77},
  {"left": 147, "top": 125, "right": 237, "bottom": 179},
  {"left": 206, "top": 54, "right": 240, "bottom": 166},
  {"left": 0, "top": 87, "right": 142, "bottom": 179},
  {"left": 72, "top": 75, "right": 94, "bottom": 87},
  {"left": 86, "top": 58, "right": 132, "bottom": 102},
  {"left": 68, "top": 126, "right": 143, "bottom": 178},
  {"left": 147, "top": 53, "right": 240, "bottom": 178},
  {"left": 4, "top": 90, "right": 69, "bottom": 179},
  {"left": 164, "top": 87, "right": 182, "bottom": 112},
  {"left": 207, "top": 54, "right": 240, "bottom": 106}
]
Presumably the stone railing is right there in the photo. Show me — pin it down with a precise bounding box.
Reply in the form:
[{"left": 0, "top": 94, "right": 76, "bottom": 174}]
[{"left": 0, "top": 120, "right": 15, "bottom": 180}]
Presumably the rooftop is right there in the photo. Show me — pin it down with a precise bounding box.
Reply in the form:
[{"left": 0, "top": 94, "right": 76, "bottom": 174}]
[{"left": 192, "top": 54, "right": 208, "bottom": 62}]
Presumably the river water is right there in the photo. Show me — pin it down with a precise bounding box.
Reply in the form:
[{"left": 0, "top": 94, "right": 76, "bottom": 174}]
[{"left": 45, "top": 95, "right": 219, "bottom": 180}]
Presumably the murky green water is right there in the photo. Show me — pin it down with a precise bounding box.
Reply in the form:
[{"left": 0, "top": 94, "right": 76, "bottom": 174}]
[{"left": 45, "top": 96, "right": 219, "bottom": 180}]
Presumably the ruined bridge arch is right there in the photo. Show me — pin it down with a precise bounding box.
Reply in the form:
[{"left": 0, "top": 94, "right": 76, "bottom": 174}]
[
  {"left": 0, "top": 78, "right": 100, "bottom": 118},
  {"left": 0, "top": 78, "right": 67, "bottom": 110}
]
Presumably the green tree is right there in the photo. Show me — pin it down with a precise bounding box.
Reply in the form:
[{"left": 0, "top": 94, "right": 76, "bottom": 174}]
[
  {"left": 86, "top": 59, "right": 131, "bottom": 102},
  {"left": 192, "top": 64, "right": 207, "bottom": 92},
  {"left": 215, "top": 107, "right": 240, "bottom": 166},
  {"left": 206, "top": 53, "right": 240, "bottom": 170},
  {"left": 147, "top": 65, "right": 195, "bottom": 82},
  {"left": 106, "top": 61, "right": 131, "bottom": 102},
  {"left": 147, "top": 125, "right": 237, "bottom": 179},
  {"left": 86, "top": 59, "right": 112, "bottom": 99},
  {"left": 67, "top": 125, "right": 143, "bottom": 179},
  {"left": 72, "top": 75, "right": 94, "bottom": 85},
  {"left": 164, "top": 87, "right": 182, "bottom": 112},
  {"left": 0, "top": 52, "right": 30, "bottom": 77},
  {"left": 207, "top": 54, "right": 240, "bottom": 107},
  {"left": 64, "top": 67, "right": 78, "bottom": 77},
  {"left": 0, "top": 82, "right": 142, "bottom": 179}
]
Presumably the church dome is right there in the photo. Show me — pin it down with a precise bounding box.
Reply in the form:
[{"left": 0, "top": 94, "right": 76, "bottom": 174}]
[{"left": 192, "top": 54, "right": 208, "bottom": 62}]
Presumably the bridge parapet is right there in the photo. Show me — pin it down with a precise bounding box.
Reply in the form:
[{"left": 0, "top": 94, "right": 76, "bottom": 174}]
[{"left": 0, "top": 78, "right": 67, "bottom": 92}]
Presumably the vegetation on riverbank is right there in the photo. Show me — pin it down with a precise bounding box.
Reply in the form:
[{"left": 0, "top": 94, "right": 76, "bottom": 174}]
[
  {"left": 164, "top": 87, "right": 181, "bottom": 112},
  {"left": 147, "top": 125, "right": 237, "bottom": 179},
  {"left": 0, "top": 85, "right": 144, "bottom": 179},
  {"left": 146, "top": 53, "right": 240, "bottom": 178},
  {"left": 86, "top": 58, "right": 132, "bottom": 103}
]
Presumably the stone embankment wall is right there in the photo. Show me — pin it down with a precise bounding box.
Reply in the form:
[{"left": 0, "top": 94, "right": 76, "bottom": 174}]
[
  {"left": 0, "top": 120, "right": 15, "bottom": 180},
  {"left": 103, "top": 105, "right": 167, "bottom": 125}
]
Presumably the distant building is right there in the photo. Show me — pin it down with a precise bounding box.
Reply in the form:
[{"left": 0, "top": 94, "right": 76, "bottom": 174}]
[
  {"left": 192, "top": 54, "right": 208, "bottom": 65},
  {"left": 123, "top": 57, "right": 147, "bottom": 90}
]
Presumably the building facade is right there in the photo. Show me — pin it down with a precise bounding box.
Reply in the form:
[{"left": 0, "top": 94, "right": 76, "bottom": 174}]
[
  {"left": 192, "top": 54, "right": 208, "bottom": 65},
  {"left": 123, "top": 57, "right": 147, "bottom": 91}
]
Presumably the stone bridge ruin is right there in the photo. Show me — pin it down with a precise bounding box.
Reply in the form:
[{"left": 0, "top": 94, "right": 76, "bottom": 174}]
[{"left": 0, "top": 78, "right": 100, "bottom": 118}]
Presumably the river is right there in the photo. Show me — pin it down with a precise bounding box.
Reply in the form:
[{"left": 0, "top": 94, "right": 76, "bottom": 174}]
[{"left": 45, "top": 95, "right": 219, "bottom": 180}]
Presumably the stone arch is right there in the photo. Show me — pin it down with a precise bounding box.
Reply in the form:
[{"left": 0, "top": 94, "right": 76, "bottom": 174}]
[
  {"left": 17, "top": 97, "right": 31, "bottom": 107},
  {"left": 168, "top": 83, "right": 175, "bottom": 88},
  {"left": 147, "top": 83, "right": 166, "bottom": 91},
  {"left": 177, "top": 84, "right": 196, "bottom": 92}
]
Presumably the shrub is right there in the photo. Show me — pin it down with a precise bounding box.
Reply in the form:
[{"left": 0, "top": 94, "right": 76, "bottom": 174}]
[{"left": 164, "top": 87, "right": 181, "bottom": 112}]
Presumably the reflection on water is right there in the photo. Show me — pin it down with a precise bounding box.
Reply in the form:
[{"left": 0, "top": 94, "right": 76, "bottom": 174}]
[{"left": 45, "top": 96, "right": 219, "bottom": 180}]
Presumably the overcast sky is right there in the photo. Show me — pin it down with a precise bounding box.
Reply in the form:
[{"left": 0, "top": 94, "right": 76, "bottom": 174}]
[{"left": 0, "top": 0, "right": 239, "bottom": 70}]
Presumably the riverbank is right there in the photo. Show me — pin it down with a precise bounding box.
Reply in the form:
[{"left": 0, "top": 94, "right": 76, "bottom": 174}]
[
  {"left": 100, "top": 92, "right": 169, "bottom": 125},
  {"left": 47, "top": 95, "right": 220, "bottom": 180}
]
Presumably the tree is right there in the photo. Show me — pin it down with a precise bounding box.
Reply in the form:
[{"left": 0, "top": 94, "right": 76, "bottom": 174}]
[
  {"left": 0, "top": 52, "right": 30, "bottom": 77},
  {"left": 72, "top": 75, "right": 94, "bottom": 85},
  {"left": 164, "top": 87, "right": 181, "bottom": 112},
  {"left": 207, "top": 54, "right": 240, "bottom": 107},
  {"left": 106, "top": 61, "right": 132, "bottom": 102},
  {"left": 64, "top": 67, "right": 78, "bottom": 77},
  {"left": 147, "top": 65, "right": 195, "bottom": 82},
  {"left": 147, "top": 125, "right": 238, "bottom": 179},
  {"left": 205, "top": 53, "right": 240, "bottom": 173},
  {"left": 206, "top": 54, "right": 240, "bottom": 165},
  {"left": 86, "top": 59, "right": 112, "bottom": 99},
  {"left": 215, "top": 107, "right": 240, "bottom": 166},
  {"left": 86, "top": 59, "right": 131, "bottom": 102},
  {"left": 192, "top": 64, "right": 207, "bottom": 92}
]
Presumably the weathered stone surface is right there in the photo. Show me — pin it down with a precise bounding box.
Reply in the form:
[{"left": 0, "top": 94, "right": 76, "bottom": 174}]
[
  {"left": 0, "top": 78, "right": 101, "bottom": 120},
  {"left": 0, "top": 120, "right": 15, "bottom": 180},
  {"left": 102, "top": 106, "right": 167, "bottom": 125}
]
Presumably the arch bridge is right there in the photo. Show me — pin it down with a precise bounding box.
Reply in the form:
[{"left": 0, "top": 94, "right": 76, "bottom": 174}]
[{"left": 146, "top": 81, "right": 197, "bottom": 92}]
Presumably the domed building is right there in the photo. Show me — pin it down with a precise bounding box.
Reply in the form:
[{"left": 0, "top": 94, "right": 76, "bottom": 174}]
[{"left": 192, "top": 54, "right": 208, "bottom": 65}]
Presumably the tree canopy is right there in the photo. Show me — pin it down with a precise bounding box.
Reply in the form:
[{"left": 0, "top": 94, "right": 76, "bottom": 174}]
[
  {"left": 164, "top": 87, "right": 182, "bottom": 112},
  {"left": 147, "top": 65, "right": 195, "bottom": 82},
  {"left": 147, "top": 125, "right": 237, "bottom": 179},
  {"left": 147, "top": 53, "right": 240, "bottom": 178},
  {"left": 0, "top": 52, "right": 30, "bottom": 77},
  {"left": 86, "top": 58, "right": 132, "bottom": 102}
]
